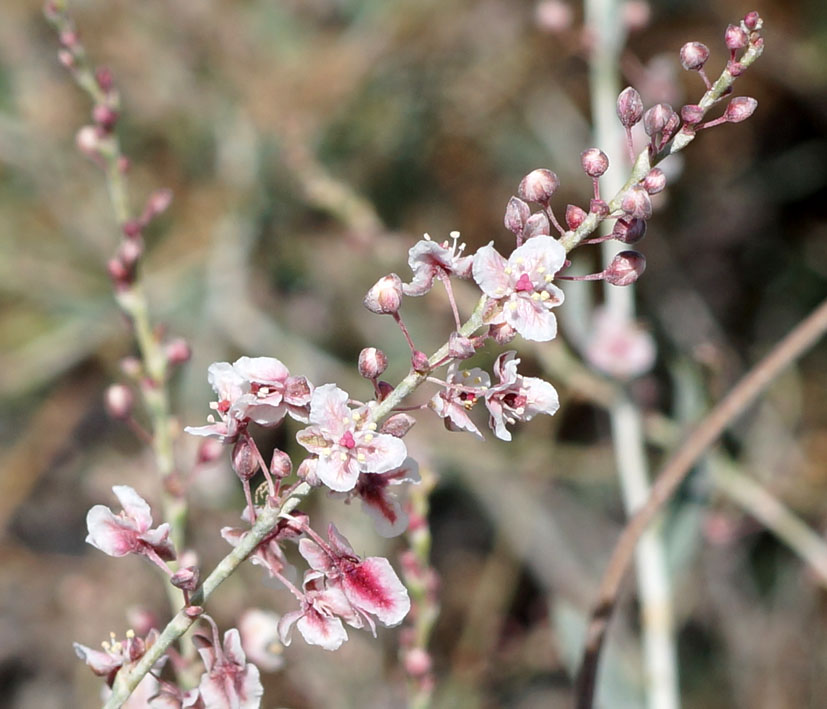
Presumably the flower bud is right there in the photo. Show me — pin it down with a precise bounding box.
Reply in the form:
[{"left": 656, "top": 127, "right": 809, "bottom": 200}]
[
  {"left": 95, "top": 67, "right": 114, "bottom": 93},
  {"left": 120, "top": 356, "right": 142, "bottom": 379},
  {"left": 680, "top": 42, "right": 710, "bottom": 71},
  {"left": 725, "top": 24, "right": 748, "bottom": 50},
  {"left": 566, "top": 204, "right": 587, "bottom": 230},
  {"left": 504, "top": 196, "right": 530, "bottom": 235},
  {"left": 380, "top": 413, "right": 416, "bottom": 438},
  {"left": 662, "top": 112, "right": 680, "bottom": 142},
  {"left": 744, "top": 11, "right": 760, "bottom": 31},
  {"left": 404, "top": 648, "right": 433, "bottom": 678},
  {"left": 724, "top": 96, "right": 757, "bottom": 123},
  {"left": 170, "top": 566, "right": 200, "bottom": 592},
  {"left": 604, "top": 251, "right": 646, "bottom": 286},
  {"left": 75, "top": 125, "right": 102, "bottom": 160},
  {"left": 143, "top": 189, "right": 173, "bottom": 220},
  {"left": 104, "top": 384, "right": 134, "bottom": 420},
  {"left": 231, "top": 438, "right": 259, "bottom": 481},
  {"left": 489, "top": 322, "right": 517, "bottom": 345},
  {"left": 411, "top": 350, "right": 430, "bottom": 373},
  {"left": 642, "top": 168, "right": 666, "bottom": 194},
  {"left": 122, "top": 219, "right": 142, "bottom": 239},
  {"left": 580, "top": 148, "right": 609, "bottom": 177},
  {"left": 448, "top": 332, "right": 475, "bottom": 360},
  {"left": 296, "top": 457, "right": 320, "bottom": 486},
  {"left": 164, "top": 337, "right": 191, "bottom": 366},
  {"left": 92, "top": 104, "right": 118, "bottom": 132},
  {"left": 57, "top": 49, "right": 74, "bottom": 69},
  {"left": 616, "top": 87, "right": 643, "bottom": 127},
  {"left": 358, "top": 347, "right": 388, "bottom": 379},
  {"left": 535, "top": 0, "right": 573, "bottom": 33},
  {"left": 523, "top": 212, "right": 550, "bottom": 239},
  {"left": 196, "top": 438, "right": 224, "bottom": 465},
  {"left": 518, "top": 169, "right": 560, "bottom": 203},
  {"left": 270, "top": 449, "right": 293, "bottom": 479},
  {"left": 590, "top": 198, "right": 609, "bottom": 217},
  {"left": 680, "top": 104, "right": 704, "bottom": 125},
  {"left": 612, "top": 217, "right": 647, "bottom": 244},
  {"left": 620, "top": 185, "right": 652, "bottom": 220},
  {"left": 363, "top": 274, "right": 403, "bottom": 315},
  {"left": 643, "top": 103, "right": 675, "bottom": 136}
]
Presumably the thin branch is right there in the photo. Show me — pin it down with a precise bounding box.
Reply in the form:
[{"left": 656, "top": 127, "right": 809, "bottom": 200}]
[{"left": 574, "top": 297, "right": 827, "bottom": 709}]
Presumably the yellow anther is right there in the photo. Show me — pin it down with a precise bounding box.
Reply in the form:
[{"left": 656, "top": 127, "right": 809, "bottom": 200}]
[
  {"left": 537, "top": 265, "right": 546, "bottom": 273},
  {"left": 342, "top": 417, "right": 350, "bottom": 425},
  {"left": 125, "top": 629, "right": 135, "bottom": 639},
  {"left": 424, "top": 232, "right": 432, "bottom": 240},
  {"left": 545, "top": 274, "right": 553, "bottom": 282},
  {"left": 531, "top": 292, "right": 541, "bottom": 300},
  {"left": 504, "top": 267, "right": 512, "bottom": 275},
  {"left": 367, "top": 422, "right": 377, "bottom": 430},
  {"left": 101, "top": 641, "right": 111, "bottom": 651},
  {"left": 340, "top": 453, "right": 348, "bottom": 461},
  {"left": 515, "top": 257, "right": 524, "bottom": 265},
  {"left": 474, "top": 376, "right": 482, "bottom": 384},
  {"left": 364, "top": 433, "right": 374, "bottom": 443},
  {"left": 540, "top": 290, "right": 550, "bottom": 301},
  {"left": 357, "top": 453, "right": 366, "bottom": 462},
  {"left": 462, "top": 370, "right": 471, "bottom": 378},
  {"left": 508, "top": 302, "right": 518, "bottom": 311},
  {"left": 351, "top": 411, "right": 361, "bottom": 420}
]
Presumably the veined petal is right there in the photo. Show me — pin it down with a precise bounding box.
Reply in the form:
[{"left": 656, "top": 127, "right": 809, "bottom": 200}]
[
  {"left": 506, "top": 297, "right": 558, "bottom": 342},
  {"left": 315, "top": 452, "right": 360, "bottom": 492},
  {"left": 510, "top": 234, "right": 566, "bottom": 275},
  {"left": 472, "top": 242, "right": 510, "bottom": 297},
  {"left": 207, "top": 362, "right": 246, "bottom": 402},
  {"left": 85, "top": 505, "right": 138, "bottom": 556},
  {"left": 232, "top": 356, "right": 289, "bottom": 384},
  {"left": 522, "top": 376, "right": 560, "bottom": 418},
  {"left": 342, "top": 557, "right": 410, "bottom": 627},
  {"left": 112, "top": 485, "right": 152, "bottom": 532},
  {"left": 358, "top": 433, "right": 407, "bottom": 474},
  {"left": 308, "top": 384, "right": 351, "bottom": 432},
  {"left": 296, "top": 608, "right": 348, "bottom": 651},
  {"left": 298, "top": 539, "right": 336, "bottom": 575}
]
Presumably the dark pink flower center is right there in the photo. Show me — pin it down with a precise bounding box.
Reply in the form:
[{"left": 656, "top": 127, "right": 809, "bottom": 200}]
[
  {"left": 217, "top": 399, "right": 231, "bottom": 414},
  {"left": 514, "top": 273, "right": 534, "bottom": 292},
  {"left": 338, "top": 431, "right": 356, "bottom": 449}
]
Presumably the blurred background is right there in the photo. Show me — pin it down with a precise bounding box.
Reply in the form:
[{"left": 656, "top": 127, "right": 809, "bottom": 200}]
[{"left": 1, "top": 0, "right": 826, "bottom": 707}]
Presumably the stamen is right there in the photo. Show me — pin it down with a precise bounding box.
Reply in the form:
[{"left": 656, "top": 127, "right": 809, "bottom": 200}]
[
  {"left": 424, "top": 232, "right": 432, "bottom": 241},
  {"left": 545, "top": 274, "right": 553, "bottom": 282},
  {"left": 357, "top": 453, "right": 366, "bottom": 462},
  {"left": 364, "top": 433, "right": 374, "bottom": 443},
  {"left": 504, "top": 267, "right": 513, "bottom": 275}
]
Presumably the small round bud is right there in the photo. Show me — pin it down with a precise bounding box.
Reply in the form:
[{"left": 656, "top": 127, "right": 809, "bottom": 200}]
[
  {"left": 164, "top": 337, "right": 191, "bottom": 366},
  {"left": 122, "top": 220, "right": 142, "bottom": 239},
  {"left": 566, "top": 204, "right": 587, "bottom": 230},
  {"left": 581, "top": 148, "right": 609, "bottom": 178},
  {"left": 612, "top": 217, "right": 647, "bottom": 244},
  {"left": 489, "top": 322, "right": 517, "bottom": 345},
  {"left": 680, "top": 42, "right": 710, "bottom": 71},
  {"left": 196, "top": 438, "right": 224, "bottom": 465},
  {"left": 411, "top": 350, "right": 430, "bottom": 373},
  {"left": 120, "top": 356, "right": 143, "bottom": 378},
  {"left": 518, "top": 169, "right": 560, "bottom": 203},
  {"left": 724, "top": 96, "right": 757, "bottom": 123},
  {"left": 95, "top": 67, "right": 114, "bottom": 93},
  {"left": 504, "top": 196, "right": 530, "bottom": 235},
  {"left": 680, "top": 104, "right": 704, "bottom": 125},
  {"left": 725, "top": 24, "right": 748, "bottom": 50},
  {"left": 535, "top": 0, "right": 573, "bottom": 33},
  {"left": 404, "top": 648, "right": 433, "bottom": 678},
  {"left": 643, "top": 103, "right": 675, "bottom": 136},
  {"left": 104, "top": 384, "right": 134, "bottom": 419},
  {"left": 380, "top": 413, "right": 416, "bottom": 438},
  {"left": 744, "top": 11, "right": 760, "bottom": 31},
  {"left": 59, "top": 30, "right": 78, "bottom": 49},
  {"left": 144, "top": 189, "right": 173, "bottom": 220},
  {"left": 92, "top": 104, "right": 118, "bottom": 132},
  {"left": 231, "top": 438, "right": 259, "bottom": 481},
  {"left": 448, "top": 332, "right": 475, "bottom": 360},
  {"left": 358, "top": 347, "right": 388, "bottom": 379},
  {"left": 270, "top": 449, "right": 293, "bottom": 479},
  {"left": 604, "top": 251, "right": 646, "bottom": 286},
  {"left": 170, "top": 566, "right": 200, "bottom": 592},
  {"left": 75, "top": 125, "right": 101, "bottom": 159},
  {"left": 590, "top": 198, "right": 609, "bottom": 217},
  {"left": 620, "top": 185, "right": 652, "bottom": 220},
  {"left": 642, "top": 168, "right": 666, "bottom": 195},
  {"left": 185, "top": 606, "right": 205, "bottom": 619},
  {"left": 118, "top": 239, "right": 142, "bottom": 268},
  {"left": 523, "top": 212, "right": 550, "bottom": 239},
  {"left": 57, "top": 49, "right": 74, "bottom": 69},
  {"left": 363, "top": 274, "right": 403, "bottom": 315},
  {"left": 616, "top": 87, "right": 643, "bottom": 127}
]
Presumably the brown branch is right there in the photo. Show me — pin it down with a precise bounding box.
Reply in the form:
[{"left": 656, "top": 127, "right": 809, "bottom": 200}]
[{"left": 574, "top": 297, "right": 827, "bottom": 709}]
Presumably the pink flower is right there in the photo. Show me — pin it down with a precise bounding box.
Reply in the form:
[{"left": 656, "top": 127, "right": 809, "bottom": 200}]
[
  {"left": 299, "top": 524, "right": 411, "bottom": 629},
  {"left": 74, "top": 629, "right": 159, "bottom": 687},
  {"left": 472, "top": 235, "right": 566, "bottom": 341},
  {"left": 184, "top": 362, "right": 250, "bottom": 443},
  {"left": 484, "top": 351, "right": 560, "bottom": 441},
  {"left": 85, "top": 486, "right": 175, "bottom": 562},
  {"left": 232, "top": 356, "right": 312, "bottom": 425},
  {"left": 402, "top": 231, "right": 474, "bottom": 296},
  {"left": 352, "top": 457, "right": 421, "bottom": 537},
  {"left": 428, "top": 364, "right": 491, "bottom": 440},
  {"left": 296, "top": 384, "right": 407, "bottom": 492},
  {"left": 277, "top": 572, "right": 359, "bottom": 651},
  {"left": 583, "top": 307, "right": 656, "bottom": 379},
  {"left": 220, "top": 513, "right": 306, "bottom": 581},
  {"left": 194, "top": 627, "right": 263, "bottom": 709}
]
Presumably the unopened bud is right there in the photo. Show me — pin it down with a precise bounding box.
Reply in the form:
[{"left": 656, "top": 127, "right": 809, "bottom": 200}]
[
  {"left": 535, "top": 0, "right": 573, "bottom": 33},
  {"left": 143, "top": 189, "right": 173, "bottom": 220},
  {"left": 104, "top": 384, "right": 133, "bottom": 419},
  {"left": 59, "top": 30, "right": 78, "bottom": 49},
  {"left": 296, "top": 457, "right": 320, "bottom": 486},
  {"left": 523, "top": 212, "right": 550, "bottom": 239},
  {"left": 620, "top": 185, "right": 652, "bottom": 220},
  {"left": 662, "top": 112, "right": 680, "bottom": 143},
  {"left": 518, "top": 169, "right": 560, "bottom": 203},
  {"left": 231, "top": 438, "right": 259, "bottom": 481},
  {"left": 380, "top": 413, "right": 416, "bottom": 438},
  {"left": 724, "top": 96, "right": 757, "bottom": 123},
  {"left": 170, "top": 566, "right": 199, "bottom": 592},
  {"left": 164, "top": 337, "right": 191, "bottom": 365},
  {"left": 196, "top": 438, "right": 224, "bottom": 465},
  {"left": 612, "top": 217, "right": 647, "bottom": 244},
  {"left": 120, "top": 356, "right": 143, "bottom": 379},
  {"left": 57, "top": 49, "right": 74, "bottom": 69},
  {"left": 744, "top": 11, "right": 760, "bottom": 31},
  {"left": 107, "top": 257, "right": 131, "bottom": 287},
  {"left": 122, "top": 219, "right": 141, "bottom": 238},
  {"left": 616, "top": 87, "right": 643, "bottom": 127},
  {"left": 448, "top": 332, "right": 475, "bottom": 360},
  {"left": 604, "top": 251, "right": 646, "bottom": 286},
  {"left": 643, "top": 103, "right": 675, "bottom": 136},
  {"left": 411, "top": 350, "right": 430, "bottom": 373},
  {"left": 358, "top": 347, "right": 388, "bottom": 379},
  {"left": 504, "top": 196, "right": 530, "bottom": 235},
  {"left": 185, "top": 606, "right": 204, "bottom": 618},
  {"left": 489, "top": 322, "right": 517, "bottom": 345},
  {"left": 725, "top": 24, "right": 748, "bottom": 50},
  {"left": 566, "top": 204, "right": 587, "bottom": 230},
  {"left": 363, "top": 274, "right": 403, "bottom": 315},
  {"left": 581, "top": 148, "right": 609, "bottom": 178},
  {"left": 75, "top": 125, "right": 101, "bottom": 159},
  {"left": 118, "top": 239, "right": 142, "bottom": 268},
  {"left": 95, "top": 67, "right": 114, "bottom": 93},
  {"left": 642, "top": 168, "right": 666, "bottom": 194},
  {"left": 680, "top": 42, "right": 710, "bottom": 71},
  {"left": 270, "top": 449, "right": 293, "bottom": 479},
  {"left": 590, "top": 198, "right": 609, "bottom": 217},
  {"left": 92, "top": 104, "right": 118, "bottom": 132},
  {"left": 404, "top": 648, "right": 433, "bottom": 678},
  {"left": 680, "top": 104, "right": 704, "bottom": 125}
]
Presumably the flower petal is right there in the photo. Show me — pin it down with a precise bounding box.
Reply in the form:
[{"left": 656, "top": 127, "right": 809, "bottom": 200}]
[
  {"left": 112, "top": 485, "right": 152, "bottom": 531},
  {"left": 308, "top": 384, "right": 350, "bottom": 432},
  {"left": 506, "top": 297, "right": 558, "bottom": 342},
  {"left": 472, "top": 242, "right": 510, "bottom": 297},
  {"left": 85, "top": 505, "right": 138, "bottom": 557},
  {"left": 342, "top": 557, "right": 410, "bottom": 627},
  {"left": 296, "top": 608, "right": 348, "bottom": 651},
  {"left": 232, "top": 356, "right": 289, "bottom": 384},
  {"left": 358, "top": 432, "right": 407, "bottom": 475}
]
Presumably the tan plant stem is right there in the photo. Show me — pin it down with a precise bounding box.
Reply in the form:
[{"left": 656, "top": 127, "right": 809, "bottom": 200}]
[{"left": 574, "top": 296, "right": 827, "bottom": 709}]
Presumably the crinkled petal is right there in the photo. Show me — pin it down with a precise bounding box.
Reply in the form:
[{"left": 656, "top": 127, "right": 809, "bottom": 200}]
[
  {"left": 326, "top": 523, "right": 356, "bottom": 558},
  {"left": 342, "top": 557, "right": 410, "bottom": 627},
  {"left": 298, "top": 539, "right": 336, "bottom": 575},
  {"left": 232, "top": 356, "right": 289, "bottom": 385},
  {"left": 139, "top": 523, "right": 176, "bottom": 561},
  {"left": 207, "top": 362, "right": 246, "bottom": 402},
  {"left": 184, "top": 420, "right": 237, "bottom": 443},
  {"left": 276, "top": 610, "right": 303, "bottom": 648},
  {"left": 486, "top": 399, "right": 511, "bottom": 442},
  {"left": 308, "top": 384, "right": 350, "bottom": 433},
  {"left": 506, "top": 297, "right": 558, "bottom": 342},
  {"left": 85, "top": 505, "right": 138, "bottom": 557},
  {"left": 357, "top": 432, "right": 407, "bottom": 475},
  {"left": 112, "top": 485, "right": 152, "bottom": 532},
  {"left": 73, "top": 643, "right": 121, "bottom": 676},
  {"left": 428, "top": 394, "right": 484, "bottom": 440},
  {"left": 315, "top": 452, "right": 361, "bottom": 492},
  {"left": 295, "top": 426, "right": 330, "bottom": 456},
  {"left": 296, "top": 608, "right": 348, "bottom": 651},
  {"left": 522, "top": 376, "right": 560, "bottom": 419},
  {"left": 472, "top": 242, "right": 510, "bottom": 297},
  {"left": 221, "top": 628, "right": 247, "bottom": 667},
  {"left": 509, "top": 234, "right": 567, "bottom": 275},
  {"left": 243, "top": 402, "right": 287, "bottom": 427}
]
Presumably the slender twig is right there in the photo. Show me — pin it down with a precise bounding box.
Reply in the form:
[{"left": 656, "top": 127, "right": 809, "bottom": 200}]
[{"left": 574, "top": 297, "right": 827, "bottom": 709}]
